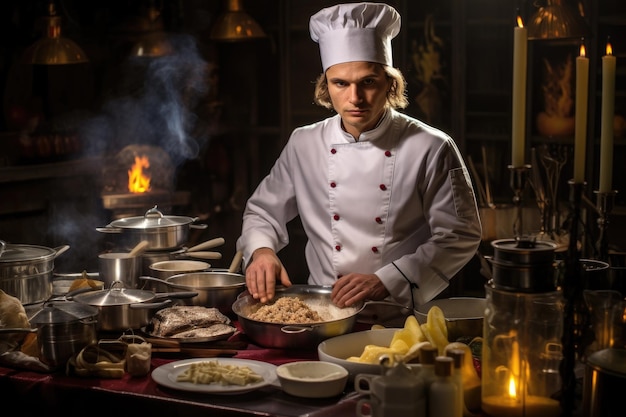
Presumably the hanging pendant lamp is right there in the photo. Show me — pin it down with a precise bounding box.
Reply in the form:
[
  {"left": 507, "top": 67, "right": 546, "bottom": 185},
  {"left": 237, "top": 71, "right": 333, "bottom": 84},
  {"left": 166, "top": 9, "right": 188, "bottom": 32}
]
[
  {"left": 22, "top": 1, "right": 88, "bottom": 65},
  {"left": 210, "top": 0, "right": 266, "bottom": 42},
  {"left": 527, "top": 0, "right": 589, "bottom": 41}
]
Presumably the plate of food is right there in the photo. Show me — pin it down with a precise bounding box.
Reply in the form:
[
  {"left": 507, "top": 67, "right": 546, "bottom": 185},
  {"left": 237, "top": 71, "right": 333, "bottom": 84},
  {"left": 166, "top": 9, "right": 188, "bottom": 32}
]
[
  {"left": 151, "top": 358, "right": 278, "bottom": 394},
  {"left": 142, "top": 305, "right": 237, "bottom": 343}
]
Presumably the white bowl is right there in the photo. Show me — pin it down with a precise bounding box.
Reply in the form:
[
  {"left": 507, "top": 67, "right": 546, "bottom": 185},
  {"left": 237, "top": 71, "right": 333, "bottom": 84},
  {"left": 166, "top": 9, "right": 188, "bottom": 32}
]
[
  {"left": 276, "top": 361, "right": 349, "bottom": 398},
  {"left": 317, "top": 328, "right": 398, "bottom": 377}
]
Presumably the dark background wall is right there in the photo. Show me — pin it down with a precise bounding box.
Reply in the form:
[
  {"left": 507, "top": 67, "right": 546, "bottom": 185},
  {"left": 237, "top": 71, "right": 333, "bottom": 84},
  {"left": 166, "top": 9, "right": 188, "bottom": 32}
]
[{"left": 0, "top": 1, "right": 624, "bottom": 292}]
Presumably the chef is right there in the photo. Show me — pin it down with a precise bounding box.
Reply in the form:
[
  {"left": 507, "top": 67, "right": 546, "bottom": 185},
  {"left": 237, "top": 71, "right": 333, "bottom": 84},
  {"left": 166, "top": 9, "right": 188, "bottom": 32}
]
[{"left": 236, "top": 2, "right": 482, "bottom": 310}]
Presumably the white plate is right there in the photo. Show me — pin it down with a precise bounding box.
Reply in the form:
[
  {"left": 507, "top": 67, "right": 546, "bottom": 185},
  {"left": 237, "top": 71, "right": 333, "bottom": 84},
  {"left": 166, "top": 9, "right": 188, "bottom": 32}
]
[{"left": 152, "top": 358, "right": 278, "bottom": 394}]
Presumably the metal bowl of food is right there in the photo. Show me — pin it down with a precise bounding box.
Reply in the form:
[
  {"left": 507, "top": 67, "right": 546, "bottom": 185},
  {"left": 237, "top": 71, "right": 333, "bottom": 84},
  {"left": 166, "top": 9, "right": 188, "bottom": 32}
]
[{"left": 232, "top": 285, "right": 362, "bottom": 349}]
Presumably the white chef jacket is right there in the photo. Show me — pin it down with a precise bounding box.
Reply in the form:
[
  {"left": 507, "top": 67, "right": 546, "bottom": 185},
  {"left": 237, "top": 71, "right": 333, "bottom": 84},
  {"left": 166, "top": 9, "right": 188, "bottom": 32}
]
[{"left": 236, "top": 108, "right": 482, "bottom": 308}]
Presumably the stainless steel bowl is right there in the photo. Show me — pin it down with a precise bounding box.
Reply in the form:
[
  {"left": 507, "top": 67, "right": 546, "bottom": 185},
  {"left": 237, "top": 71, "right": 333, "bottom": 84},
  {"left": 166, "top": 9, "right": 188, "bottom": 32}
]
[
  {"left": 139, "top": 271, "right": 245, "bottom": 313},
  {"left": 232, "top": 285, "right": 362, "bottom": 349}
]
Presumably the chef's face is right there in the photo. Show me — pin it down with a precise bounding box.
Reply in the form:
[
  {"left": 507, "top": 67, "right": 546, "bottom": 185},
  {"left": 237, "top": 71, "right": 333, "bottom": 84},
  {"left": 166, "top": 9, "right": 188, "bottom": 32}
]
[{"left": 326, "top": 61, "right": 392, "bottom": 139}]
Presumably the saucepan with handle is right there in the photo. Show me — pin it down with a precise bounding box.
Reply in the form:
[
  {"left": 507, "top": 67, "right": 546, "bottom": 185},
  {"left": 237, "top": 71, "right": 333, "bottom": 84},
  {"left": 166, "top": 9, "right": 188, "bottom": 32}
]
[
  {"left": 66, "top": 280, "right": 198, "bottom": 331},
  {"left": 96, "top": 206, "right": 208, "bottom": 251}
]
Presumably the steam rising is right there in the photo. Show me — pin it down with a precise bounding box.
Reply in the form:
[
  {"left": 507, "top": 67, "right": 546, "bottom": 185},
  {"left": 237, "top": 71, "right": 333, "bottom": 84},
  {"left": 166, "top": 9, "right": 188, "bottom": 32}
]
[{"left": 80, "top": 34, "right": 211, "bottom": 166}]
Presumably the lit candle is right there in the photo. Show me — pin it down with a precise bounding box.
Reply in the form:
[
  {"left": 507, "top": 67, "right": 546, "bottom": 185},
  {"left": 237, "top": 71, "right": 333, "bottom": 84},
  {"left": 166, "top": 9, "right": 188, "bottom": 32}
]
[
  {"left": 574, "top": 41, "right": 589, "bottom": 184},
  {"left": 511, "top": 15, "right": 527, "bottom": 168},
  {"left": 482, "top": 395, "right": 561, "bottom": 417},
  {"left": 599, "top": 40, "right": 616, "bottom": 193}
]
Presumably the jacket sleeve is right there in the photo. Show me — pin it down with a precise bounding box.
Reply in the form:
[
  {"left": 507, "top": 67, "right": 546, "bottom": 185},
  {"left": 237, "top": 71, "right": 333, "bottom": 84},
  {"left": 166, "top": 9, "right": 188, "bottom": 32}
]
[
  {"left": 235, "top": 139, "right": 299, "bottom": 269},
  {"left": 376, "top": 137, "right": 482, "bottom": 309}
]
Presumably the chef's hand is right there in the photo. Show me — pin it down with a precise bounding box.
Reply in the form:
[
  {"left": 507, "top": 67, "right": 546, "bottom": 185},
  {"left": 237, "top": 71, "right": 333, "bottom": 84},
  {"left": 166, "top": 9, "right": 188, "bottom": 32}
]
[
  {"left": 245, "top": 247, "right": 292, "bottom": 303},
  {"left": 331, "top": 273, "right": 389, "bottom": 307}
]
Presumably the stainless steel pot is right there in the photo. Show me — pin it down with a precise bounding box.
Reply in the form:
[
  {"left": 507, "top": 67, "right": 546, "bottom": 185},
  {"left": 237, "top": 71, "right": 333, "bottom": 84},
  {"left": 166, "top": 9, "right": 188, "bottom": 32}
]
[
  {"left": 489, "top": 238, "right": 558, "bottom": 292},
  {"left": 583, "top": 348, "right": 626, "bottom": 416},
  {"left": 0, "top": 240, "right": 70, "bottom": 304},
  {"left": 30, "top": 302, "right": 98, "bottom": 368},
  {"left": 67, "top": 281, "right": 198, "bottom": 331},
  {"left": 140, "top": 238, "right": 225, "bottom": 277},
  {"left": 96, "top": 206, "right": 207, "bottom": 251},
  {"left": 232, "top": 285, "right": 364, "bottom": 349},
  {"left": 0, "top": 301, "right": 98, "bottom": 369},
  {"left": 139, "top": 271, "right": 245, "bottom": 313}
]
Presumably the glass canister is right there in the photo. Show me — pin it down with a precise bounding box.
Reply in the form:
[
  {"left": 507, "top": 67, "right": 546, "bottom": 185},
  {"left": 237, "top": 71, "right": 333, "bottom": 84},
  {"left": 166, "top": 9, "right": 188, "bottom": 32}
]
[
  {"left": 482, "top": 238, "right": 563, "bottom": 417},
  {"left": 481, "top": 285, "right": 564, "bottom": 417}
]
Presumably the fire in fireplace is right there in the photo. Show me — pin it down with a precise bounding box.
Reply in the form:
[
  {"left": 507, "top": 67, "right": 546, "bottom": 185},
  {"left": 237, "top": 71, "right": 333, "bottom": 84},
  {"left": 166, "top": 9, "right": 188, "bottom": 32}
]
[{"left": 101, "top": 144, "right": 190, "bottom": 219}]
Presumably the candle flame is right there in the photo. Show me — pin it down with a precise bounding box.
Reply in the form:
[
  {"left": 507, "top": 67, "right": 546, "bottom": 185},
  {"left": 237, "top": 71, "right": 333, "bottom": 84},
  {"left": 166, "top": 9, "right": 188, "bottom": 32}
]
[
  {"left": 508, "top": 375, "right": 518, "bottom": 399},
  {"left": 580, "top": 43, "right": 586, "bottom": 57},
  {"left": 516, "top": 15, "right": 524, "bottom": 28},
  {"left": 606, "top": 42, "right": 613, "bottom": 56}
]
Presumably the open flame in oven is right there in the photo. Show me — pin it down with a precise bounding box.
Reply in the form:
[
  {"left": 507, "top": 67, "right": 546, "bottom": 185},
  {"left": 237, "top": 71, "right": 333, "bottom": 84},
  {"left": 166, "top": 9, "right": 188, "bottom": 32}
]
[{"left": 128, "top": 155, "right": 151, "bottom": 193}]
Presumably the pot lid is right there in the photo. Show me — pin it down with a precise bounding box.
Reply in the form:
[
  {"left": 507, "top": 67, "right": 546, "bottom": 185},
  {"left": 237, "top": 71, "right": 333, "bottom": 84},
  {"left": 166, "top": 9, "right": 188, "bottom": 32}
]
[
  {"left": 70, "top": 281, "right": 156, "bottom": 306},
  {"left": 108, "top": 206, "right": 195, "bottom": 230},
  {"left": 587, "top": 348, "right": 626, "bottom": 377},
  {"left": 30, "top": 302, "right": 99, "bottom": 324},
  {"left": 491, "top": 237, "right": 557, "bottom": 265},
  {"left": 0, "top": 240, "right": 56, "bottom": 263}
]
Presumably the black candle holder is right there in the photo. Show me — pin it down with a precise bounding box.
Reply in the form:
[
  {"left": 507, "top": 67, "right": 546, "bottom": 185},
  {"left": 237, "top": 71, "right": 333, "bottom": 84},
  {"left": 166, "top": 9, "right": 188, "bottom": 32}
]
[
  {"left": 594, "top": 190, "right": 617, "bottom": 261},
  {"left": 560, "top": 180, "right": 587, "bottom": 417},
  {"left": 509, "top": 164, "right": 531, "bottom": 237}
]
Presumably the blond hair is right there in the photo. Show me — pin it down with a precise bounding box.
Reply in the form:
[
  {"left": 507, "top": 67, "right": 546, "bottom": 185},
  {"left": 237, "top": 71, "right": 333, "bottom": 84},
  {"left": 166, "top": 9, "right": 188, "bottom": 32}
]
[{"left": 313, "top": 64, "right": 409, "bottom": 110}]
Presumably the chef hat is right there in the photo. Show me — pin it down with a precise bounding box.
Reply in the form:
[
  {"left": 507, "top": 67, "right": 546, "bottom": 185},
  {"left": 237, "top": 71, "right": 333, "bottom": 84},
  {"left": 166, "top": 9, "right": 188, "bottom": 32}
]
[{"left": 309, "top": 2, "right": 401, "bottom": 72}]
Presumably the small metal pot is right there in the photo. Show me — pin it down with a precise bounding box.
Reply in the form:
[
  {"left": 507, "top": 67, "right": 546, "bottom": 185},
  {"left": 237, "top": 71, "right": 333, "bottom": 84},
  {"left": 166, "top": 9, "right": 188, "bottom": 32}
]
[
  {"left": 96, "top": 206, "right": 207, "bottom": 251},
  {"left": 232, "top": 285, "right": 365, "bottom": 349},
  {"left": 489, "top": 238, "right": 558, "bottom": 292},
  {"left": 0, "top": 301, "right": 98, "bottom": 369},
  {"left": 139, "top": 272, "right": 245, "bottom": 313},
  {"left": 0, "top": 240, "right": 70, "bottom": 304},
  {"left": 31, "top": 302, "right": 98, "bottom": 368},
  {"left": 67, "top": 281, "right": 197, "bottom": 331},
  {"left": 98, "top": 252, "right": 142, "bottom": 288}
]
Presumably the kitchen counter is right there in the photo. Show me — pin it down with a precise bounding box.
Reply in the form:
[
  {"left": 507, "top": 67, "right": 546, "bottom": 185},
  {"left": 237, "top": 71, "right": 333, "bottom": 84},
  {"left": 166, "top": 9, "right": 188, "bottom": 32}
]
[{"left": 0, "top": 325, "right": 363, "bottom": 417}]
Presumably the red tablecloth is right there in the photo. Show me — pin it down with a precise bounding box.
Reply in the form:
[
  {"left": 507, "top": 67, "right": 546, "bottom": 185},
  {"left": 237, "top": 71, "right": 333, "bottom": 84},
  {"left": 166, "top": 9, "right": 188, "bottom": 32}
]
[{"left": 1, "top": 323, "right": 364, "bottom": 417}]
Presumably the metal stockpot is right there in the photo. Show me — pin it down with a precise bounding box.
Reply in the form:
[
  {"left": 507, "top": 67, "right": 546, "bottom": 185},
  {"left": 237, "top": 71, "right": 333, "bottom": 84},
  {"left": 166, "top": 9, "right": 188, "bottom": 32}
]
[
  {"left": 0, "top": 302, "right": 98, "bottom": 369},
  {"left": 0, "top": 240, "right": 70, "bottom": 304},
  {"left": 232, "top": 285, "right": 363, "bottom": 349},
  {"left": 30, "top": 302, "right": 98, "bottom": 368},
  {"left": 67, "top": 281, "right": 197, "bottom": 331},
  {"left": 96, "top": 206, "right": 207, "bottom": 251},
  {"left": 489, "top": 238, "right": 558, "bottom": 292}
]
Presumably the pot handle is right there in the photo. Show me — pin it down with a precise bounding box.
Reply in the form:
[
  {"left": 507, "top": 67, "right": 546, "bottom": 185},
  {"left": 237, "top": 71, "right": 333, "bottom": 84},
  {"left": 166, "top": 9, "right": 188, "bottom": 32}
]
[
  {"left": 130, "top": 299, "right": 172, "bottom": 310},
  {"left": 280, "top": 325, "right": 317, "bottom": 334},
  {"left": 187, "top": 237, "right": 225, "bottom": 252},
  {"left": 53, "top": 245, "right": 70, "bottom": 259},
  {"left": 153, "top": 291, "right": 199, "bottom": 300},
  {"left": 138, "top": 275, "right": 172, "bottom": 286},
  {"left": 96, "top": 226, "right": 123, "bottom": 234},
  {"left": 190, "top": 224, "right": 208, "bottom": 230},
  {"left": 0, "top": 327, "right": 37, "bottom": 334}
]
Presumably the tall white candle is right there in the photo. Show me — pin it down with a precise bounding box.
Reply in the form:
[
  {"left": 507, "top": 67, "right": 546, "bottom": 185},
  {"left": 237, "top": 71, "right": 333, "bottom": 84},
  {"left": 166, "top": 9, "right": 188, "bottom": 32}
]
[
  {"left": 511, "top": 16, "right": 527, "bottom": 168},
  {"left": 599, "top": 41, "right": 616, "bottom": 193},
  {"left": 574, "top": 42, "right": 589, "bottom": 184}
]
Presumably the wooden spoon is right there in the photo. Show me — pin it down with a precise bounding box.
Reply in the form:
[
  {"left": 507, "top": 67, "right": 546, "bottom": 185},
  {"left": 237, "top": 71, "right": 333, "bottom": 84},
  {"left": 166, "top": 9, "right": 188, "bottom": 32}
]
[{"left": 129, "top": 240, "right": 150, "bottom": 257}]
